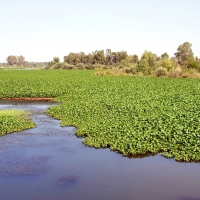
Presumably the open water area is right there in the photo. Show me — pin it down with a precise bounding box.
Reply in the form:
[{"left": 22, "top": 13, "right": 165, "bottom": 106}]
[{"left": 0, "top": 100, "right": 200, "bottom": 200}]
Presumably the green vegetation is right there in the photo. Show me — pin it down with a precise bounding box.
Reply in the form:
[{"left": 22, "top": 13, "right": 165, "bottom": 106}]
[
  {"left": 0, "top": 110, "right": 35, "bottom": 136},
  {"left": 0, "top": 55, "right": 48, "bottom": 68},
  {"left": 45, "top": 42, "right": 200, "bottom": 78},
  {"left": 1, "top": 42, "right": 200, "bottom": 77},
  {"left": 0, "top": 70, "right": 200, "bottom": 162}
]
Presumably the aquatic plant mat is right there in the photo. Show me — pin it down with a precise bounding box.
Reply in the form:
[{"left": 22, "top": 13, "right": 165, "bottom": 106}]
[
  {"left": 0, "top": 109, "right": 35, "bottom": 136},
  {"left": 0, "top": 70, "right": 200, "bottom": 162},
  {"left": 2, "top": 97, "right": 54, "bottom": 101}
]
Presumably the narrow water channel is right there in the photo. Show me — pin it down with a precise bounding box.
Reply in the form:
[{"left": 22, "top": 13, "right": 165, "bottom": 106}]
[{"left": 0, "top": 100, "right": 200, "bottom": 200}]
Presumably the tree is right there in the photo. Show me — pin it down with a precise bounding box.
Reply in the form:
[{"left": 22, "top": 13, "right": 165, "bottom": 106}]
[
  {"left": 161, "top": 52, "right": 169, "bottom": 60},
  {"left": 93, "top": 50, "right": 106, "bottom": 65},
  {"left": 174, "top": 42, "right": 194, "bottom": 66},
  {"left": 6, "top": 55, "right": 18, "bottom": 65},
  {"left": 140, "top": 51, "right": 156, "bottom": 68},
  {"left": 129, "top": 54, "right": 139, "bottom": 63},
  {"left": 187, "top": 58, "right": 200, "bottom": 71},
  {"left": 64, "top": 53, "right": 77, "bottom": 65},
  {"left": 46, "top": 57, "right": 61, "bottom": 69},
  {"left": 112, "top": 51, "right": 128, "bottom": 64},
  {"left": 105, "top": 49, "right": 113, "bottom": 65},
  {"left": 17, "top": 55, "right": 25, "bottom": 66},
  {"left": 158, "top": 58, "right": 175, "bottom": 71},
  {"left": 137, "top": 51, "right": 156, "bottom": 75},
  {"left": 86, "top": 53, "right": 94, "bottom": 65},
  {"left": 53, "top": 57, "right": 60, "bottom": 63}
]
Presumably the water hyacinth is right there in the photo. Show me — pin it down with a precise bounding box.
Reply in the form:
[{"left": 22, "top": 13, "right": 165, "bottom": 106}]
[
  {"left": 0, "top": 110, "right": 35, "bottom": 136},
  {"left": 0, "top": 70, "right": 200, "bottom": 162}
]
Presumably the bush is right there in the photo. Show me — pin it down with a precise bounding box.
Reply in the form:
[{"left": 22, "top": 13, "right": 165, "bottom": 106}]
[
  {"left": 76, "top": 63, "right": 86, "bottom": 70},
  {"left": 85, "top": 65, "right": 95, "bottom": 70},
  {"left": 124, "top": 67, "right": 132, "bottom": 74},
  {"left": 155, "top": 67, "right": 168, "bottom": 77},
  {"left": 93, "top": 63, "right": 106, "bottom": 69},
  {"left": 187, "top": 59, "right": 200, "bottom": 71},
  {"left": 168, "top": 67, "right": 182, "bottom": 78},
  {"left": 95, "top": 68, "right": 125, "bottom": 76},
  {"left": 62, "top": 63, "right": 75, "bottom": 69},
  {"left": 181, "top": 68, "right": 200, "bottom": 78},
  {"left": 158, "top": 58, "right": 175, "bottom": 71}
]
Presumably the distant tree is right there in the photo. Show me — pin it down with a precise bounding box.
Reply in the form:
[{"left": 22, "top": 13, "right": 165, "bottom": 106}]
[
  {"left": 161, "top": 52, "right": 169, "bottom": 60},
  {"left": 105, "top": 49, "right": 113, "bottom": 65},
  {"left": 187, "top": 57, "right": 200, "bottom": 71},
  {"left": 118, "top": 51, "right": 128, "bottom": 62},
  {"left": 64, "top": 53, "right": 77, "bottom": 65},
  {"left": 154, "top": 54, "right": 160, "bottom": 61},
  {"left": 17, "top": 55, "right": 25, "bottom": 66},
  {"left": 46, "top": 57, "right": 61, "bottom": 69},
  {"left": 119, "top": 57, "right": 130, "bottom": 68},
  {"left": 78, "top": 52, "right": 86, "bottom": 63},
  {"left": 137, "top": 51, "right": 156, "bottom": 75},
  {"left": 53, "top": 57, "right": 60, "bottom": 63},
  {"left": 6, "top": 55, "right": 18, "bottom": 65},
  {"left": 93, "top": 50, "right": 106, "bottom": 65},
  {"left": 129, "top": 54, "right": 139, "bottom": 63},
  {"left": 112, "top": 51, "right": 128, "bottom": 64},
  {"left": 158, "top": 58, "right": 175, "bottom": 71},
  {"left": 86, "top": 53, "right": 94, "bottom": 65},
  {"left": 174, "top": 42, "right": 194, "bottom": 66},
  {"left": 141, "top": 51, "right": 156, "bottom": 67}
]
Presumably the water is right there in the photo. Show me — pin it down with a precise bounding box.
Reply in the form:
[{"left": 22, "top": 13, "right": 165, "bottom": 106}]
[{"left": 0, "top": 100, "right": 200, "bottom": 200}]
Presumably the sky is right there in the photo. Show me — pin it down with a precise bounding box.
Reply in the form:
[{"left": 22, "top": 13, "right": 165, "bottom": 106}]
[{"left": 0, "top": 0, "right": 200, "bottom": 62}]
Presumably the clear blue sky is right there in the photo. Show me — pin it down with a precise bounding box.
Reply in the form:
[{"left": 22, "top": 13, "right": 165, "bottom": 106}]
[{"left": 0, "top": 0, "right": 200, "bottom": 62}]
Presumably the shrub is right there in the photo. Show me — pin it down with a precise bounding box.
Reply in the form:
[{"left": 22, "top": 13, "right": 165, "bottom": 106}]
[
  {"left": 85, "top": 65, "right": 95, "bottom": 70},
  {"left": 93, "top": 63, "right": 106, "bottom": 69},
  {"left": 187, "top": 59, "right": 200, "bottom": 71},
  {"left": 76, "top": 63, "right": 86, "bottom": 70},
  {"left": 158, "top": 58, "right": 175, "bottom": 71},
  {"left": 168, "top": 67, "right": 182, "bottom": 78},
  {"left": 62, "top": 63, "right": 75, "bottom": 69},
  {"left": 181, "top": 68, "right": 200, "bottom": 78},
  {"left": 124, "top": 67, "right": 132, "bottom": 74},
  {"left": 95, "top": 68, "right": 125, "bottom": 76},
  {"left": 155, "top": 67, "right": 168, "bottom": 77}
]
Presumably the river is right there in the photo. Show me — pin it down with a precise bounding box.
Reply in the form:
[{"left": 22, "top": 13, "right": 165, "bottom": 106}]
[{"left": 0, "top": 100, "right": 200, "bottom": 200}]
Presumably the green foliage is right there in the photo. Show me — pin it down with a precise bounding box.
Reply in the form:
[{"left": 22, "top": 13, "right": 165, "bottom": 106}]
[
  {"left": 53, "top": 57, "right": 60, "bottom": 63},
  {"left": 187, "top": 58, "right": 200, "bottom": 71},
  {"left": 174, "top": 42, "right": 194, "bottom": 66},
  {"left": 119, "top": 57, "right": 131, "bottom": 68},
  {"left": 155, "top": 67, "right": 168, "bottom": 77},
  {"left": 137, "top": 51, "right": 157, "bottom": 75},
  {"left": 137, "top": 58, "right": 151, "bottom": 75},
  {"left": 129, "top": 54, "right": 139, "bottom": 64},
  {"left": 0, "top": 70, "right": 200, "bottom": 162},
  {"left": 0, "top": 110, "right": 35, "bottom": 136},
  {"left": 161, "top": 52, "right": 169, "bottom": 60},
  {"left": 158, "top": 58, "right": 175, "bottom": 71}
]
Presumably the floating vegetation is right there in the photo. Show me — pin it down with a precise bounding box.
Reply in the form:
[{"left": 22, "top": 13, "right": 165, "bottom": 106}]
[
  {"left": 0, "top": 70, "right": 200, "bottom": 162},
  {"left": 0, "top": 110, "right": 35, "bottom": 136}
]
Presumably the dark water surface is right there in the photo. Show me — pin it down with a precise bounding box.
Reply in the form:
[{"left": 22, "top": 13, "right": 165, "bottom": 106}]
[{"left": 0, "top": 100, "right": 200, "bottom": 200}]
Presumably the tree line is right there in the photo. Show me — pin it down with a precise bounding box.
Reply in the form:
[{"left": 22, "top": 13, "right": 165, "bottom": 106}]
[
  {"left": 0, "top": 55, "right": 48, "bottom": 68},
  {"left": 1, "top": 42, "right": 200, "bottom": 77},
  {"left": 46, "top": 42, "right": 200, "bottom": 77}
]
